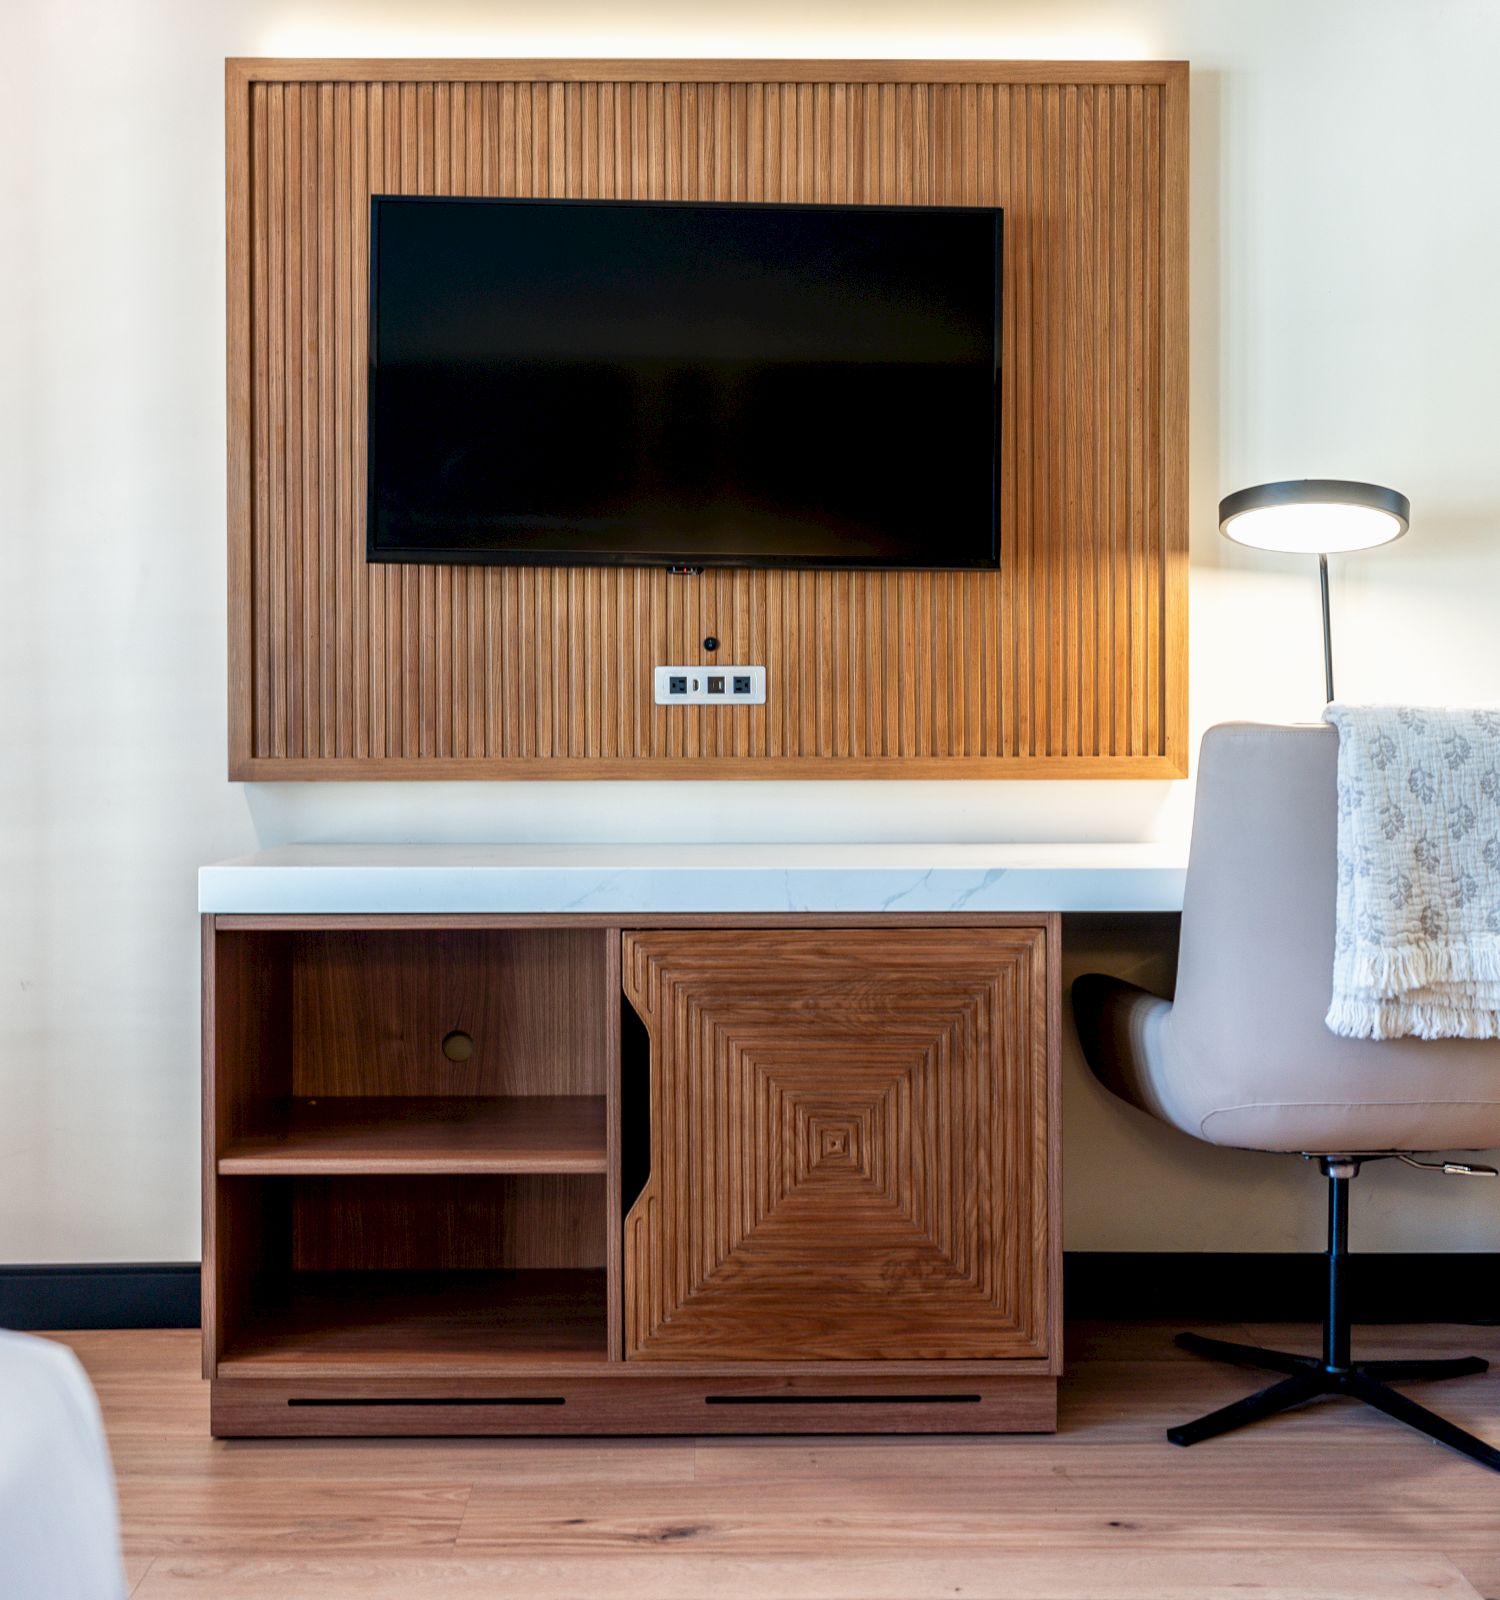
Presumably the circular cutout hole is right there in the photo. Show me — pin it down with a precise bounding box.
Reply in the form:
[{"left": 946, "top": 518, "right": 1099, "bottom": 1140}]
[{"left": 441, "top": 1030, "right": 474, "bottom": 1063}]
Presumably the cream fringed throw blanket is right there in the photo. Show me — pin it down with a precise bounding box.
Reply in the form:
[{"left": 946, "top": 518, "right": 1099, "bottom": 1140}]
[{"left": 1324, "top": 704, "right": 1500, "bottom": 1040}]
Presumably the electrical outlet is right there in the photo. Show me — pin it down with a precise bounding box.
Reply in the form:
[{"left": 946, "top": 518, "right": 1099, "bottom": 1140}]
[{"left": 654, "top": 665, "right": 766, "bottom": 705}]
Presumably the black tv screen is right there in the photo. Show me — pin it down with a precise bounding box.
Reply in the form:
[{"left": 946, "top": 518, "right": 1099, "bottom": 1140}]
[{"left": 368, "top": 195, "right": 1002, "bottom": 571}]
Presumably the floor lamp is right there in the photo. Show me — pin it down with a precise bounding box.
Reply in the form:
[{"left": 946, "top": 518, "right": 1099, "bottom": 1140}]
[{"left": 1218, "top": 479, "right": 1409, "bottom": 703}]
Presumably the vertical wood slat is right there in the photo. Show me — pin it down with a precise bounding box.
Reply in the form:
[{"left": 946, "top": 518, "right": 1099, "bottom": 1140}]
[
  {"left": 1042, "top": 84, "right": 1062, "bottom": 759},
  {"left": 255, "top": 84, "right": 279, "bottom": 758},
  {"left": 315, "top": 83, "right": 336, "bottom": 759},
  {"left": 293, "top": 83, "right": 315, "bottom": 760},
  {"left": 1109, "top": 84, "right": 1130, "bottom": 759},
  {"left": 1061, "top": 85, "right": 1081, "bottom": 757},
  {"left": 1144, "top": 83, "right": 1164, "bottom": 762},
  {"left": 416, "top": 81, "right": 441, "bottom": 761},
  {"left": 226, "top": 71, "right": 255, "bottom": 768},
  {"left": 396, "top": 83, "right": 418, "bottom": 760},
  {"left": 431, "top": 81, "right": 452, "bottom": 761},
  {"left": 333, "top": 82, "right": 354, "bottom": 759},
  {"left": 461, "top": 83, "right": 485, "bottom": 762},
  {"left": 1159, "top": 63, "right": 1191, "bottom": 777},
  {"left": 236, "top": 62, "right": 1185, "bottom": 776},
  {"left": 1079, "top": 86, "right": 1099, "bottom": 757},
  {"left": 1127, "top": 84, "right": 1147, "bottom": 760},
  {"left": 365, "top": 84, "right": 387, "bottom": 761},
  {"left": 350, "top": 83, "right": 370, "bottom": 760}
]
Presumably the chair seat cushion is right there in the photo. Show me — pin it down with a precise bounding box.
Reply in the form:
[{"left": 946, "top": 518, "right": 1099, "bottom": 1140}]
[{"left": 1072, "top": 973, "right": 1500, "bottom": 1154}]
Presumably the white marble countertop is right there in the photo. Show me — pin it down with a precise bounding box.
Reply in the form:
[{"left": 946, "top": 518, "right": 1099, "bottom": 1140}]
[{"left": 199, "top": 843, "right": 1186, "bottom": 915}]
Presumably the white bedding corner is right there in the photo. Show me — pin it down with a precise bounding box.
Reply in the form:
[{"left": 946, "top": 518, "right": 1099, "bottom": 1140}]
[{"left": 0, "top": 1330, "right": 126, "bottom": 1600}]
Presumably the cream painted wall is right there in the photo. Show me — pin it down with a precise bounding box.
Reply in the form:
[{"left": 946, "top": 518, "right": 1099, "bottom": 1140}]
[{"left": 4, "top": 0, "right": 1499, "bottom": 1263}]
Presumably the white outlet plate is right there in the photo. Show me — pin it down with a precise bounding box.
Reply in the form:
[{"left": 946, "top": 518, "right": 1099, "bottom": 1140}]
[{"left": 654, "top": 665, "right": 766, "bottom": 706}]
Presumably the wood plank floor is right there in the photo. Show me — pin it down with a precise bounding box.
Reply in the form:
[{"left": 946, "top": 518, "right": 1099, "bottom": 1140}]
[{"left": 47, "top": 1321, "right": 1500, "bottom": 1599}]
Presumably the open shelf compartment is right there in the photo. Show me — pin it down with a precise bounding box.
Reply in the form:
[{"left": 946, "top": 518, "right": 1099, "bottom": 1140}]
[
  {"left": 212, "top": 1172, "right": 609, "bottom": 1374},
  {"left": 205, "top": 923, "right": 618, "bottom": 1375},
  {"left": 219, "top": 1268, "right": 608, "bottom": 1376}
]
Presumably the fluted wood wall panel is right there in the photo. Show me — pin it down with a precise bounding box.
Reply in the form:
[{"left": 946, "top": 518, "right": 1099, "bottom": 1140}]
[{"left": 226, "top": 60, "right": 1187, "bottom": 778}]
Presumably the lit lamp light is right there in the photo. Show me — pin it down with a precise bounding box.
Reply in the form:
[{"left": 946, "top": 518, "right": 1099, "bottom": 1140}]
[{"left": 1218, "top": 479, "right": 1409, "bottom": 704}]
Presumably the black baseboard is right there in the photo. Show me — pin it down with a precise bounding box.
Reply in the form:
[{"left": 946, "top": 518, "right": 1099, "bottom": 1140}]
[
  {"left": 1065, "top": 1252, "right": 1500, "bottom": 1325},
  {"left": 3, "top": 1255, "right": 1497, "bottom": 1332},
  {"left": 0, "top": 1265, "right": 200, "bottom": 1331}
]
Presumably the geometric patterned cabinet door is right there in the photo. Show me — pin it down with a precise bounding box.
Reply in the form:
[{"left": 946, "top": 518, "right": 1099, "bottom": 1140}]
[{"left": 623, "top": 927, "right": 1053, "bottom": 1361}]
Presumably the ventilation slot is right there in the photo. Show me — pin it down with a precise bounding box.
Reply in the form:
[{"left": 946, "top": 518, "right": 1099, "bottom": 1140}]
[
  {"left": 705, "top": 1393, "right": 982, "bottom": 1407},
  {"left": 288, "top": 1396, "right": 566, "bottom": 1408}
]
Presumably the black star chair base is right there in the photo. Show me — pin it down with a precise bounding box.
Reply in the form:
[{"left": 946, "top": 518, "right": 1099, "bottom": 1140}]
[
  {"left": 1072, "top": 723, "right": 1500, "bottom": 1471},
  {"left": 1162, "top": 1154, "right": 1499, "bottom": 1469}
]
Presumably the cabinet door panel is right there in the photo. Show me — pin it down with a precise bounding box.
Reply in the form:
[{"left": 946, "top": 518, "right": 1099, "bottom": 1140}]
[{"left": 622, "top": 928, "right": 1051, "bottom": 1361}]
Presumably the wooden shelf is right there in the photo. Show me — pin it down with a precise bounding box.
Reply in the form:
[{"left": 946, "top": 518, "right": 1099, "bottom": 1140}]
[
  {"left": 218, "top": 1096, "right": 606, "bottom": 1176},
  {"left": 218, "top": 1269, "right": 608, "bottom": 1377}
]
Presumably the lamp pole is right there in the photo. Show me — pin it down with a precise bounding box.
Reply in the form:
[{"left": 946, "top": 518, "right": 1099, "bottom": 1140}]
[{"left": 1319, "top": 553, "right": 1335, "bottom": 705}]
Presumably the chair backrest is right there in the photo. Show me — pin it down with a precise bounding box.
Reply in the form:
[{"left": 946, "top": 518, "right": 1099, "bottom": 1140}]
[
  {"left": 1166, "top": 723, "right": 1500, "bottom": 1151},
  {"left": 1174, "top": 722, "right": 1343, "bottom": 1060}
]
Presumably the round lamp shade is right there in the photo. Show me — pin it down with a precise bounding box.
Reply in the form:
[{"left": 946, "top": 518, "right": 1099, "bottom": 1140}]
[{"left": 1218, "top": 479, "right": 1409, "bottom": 555}]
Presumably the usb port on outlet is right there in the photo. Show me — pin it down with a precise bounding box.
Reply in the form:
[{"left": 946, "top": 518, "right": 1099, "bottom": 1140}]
[{"left": 707, "top": 675, "right": 725, "bottom": 694}]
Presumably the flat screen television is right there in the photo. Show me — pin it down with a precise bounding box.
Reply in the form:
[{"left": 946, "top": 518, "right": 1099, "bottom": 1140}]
[{"left": 367, "top": 195, "right": 1002, "bottom": 571}]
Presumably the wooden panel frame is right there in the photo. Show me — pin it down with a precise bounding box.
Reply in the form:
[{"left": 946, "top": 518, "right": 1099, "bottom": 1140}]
[{"left": 226, "top": 58, "right": 1187, "bottom": 780}]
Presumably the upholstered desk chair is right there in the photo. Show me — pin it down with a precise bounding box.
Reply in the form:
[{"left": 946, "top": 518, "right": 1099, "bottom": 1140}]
[{"left": 1072, "top": 722, "right": 1500, "bottom": 1470}]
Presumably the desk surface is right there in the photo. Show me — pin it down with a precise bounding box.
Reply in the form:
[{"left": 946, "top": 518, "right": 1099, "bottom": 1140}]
[{"left": 199, "top": 843, "right": 1186, "bottom": 915}]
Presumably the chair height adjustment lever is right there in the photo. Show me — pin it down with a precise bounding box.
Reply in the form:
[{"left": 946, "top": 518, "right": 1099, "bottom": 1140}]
[{"left": 1396, "top": 1154, "right": 1499, "bottom": 1178}]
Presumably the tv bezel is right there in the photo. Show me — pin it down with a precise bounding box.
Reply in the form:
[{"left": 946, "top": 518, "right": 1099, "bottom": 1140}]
[{"left": 365, "top": 193, "right": 1004, "bottom": 573}]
